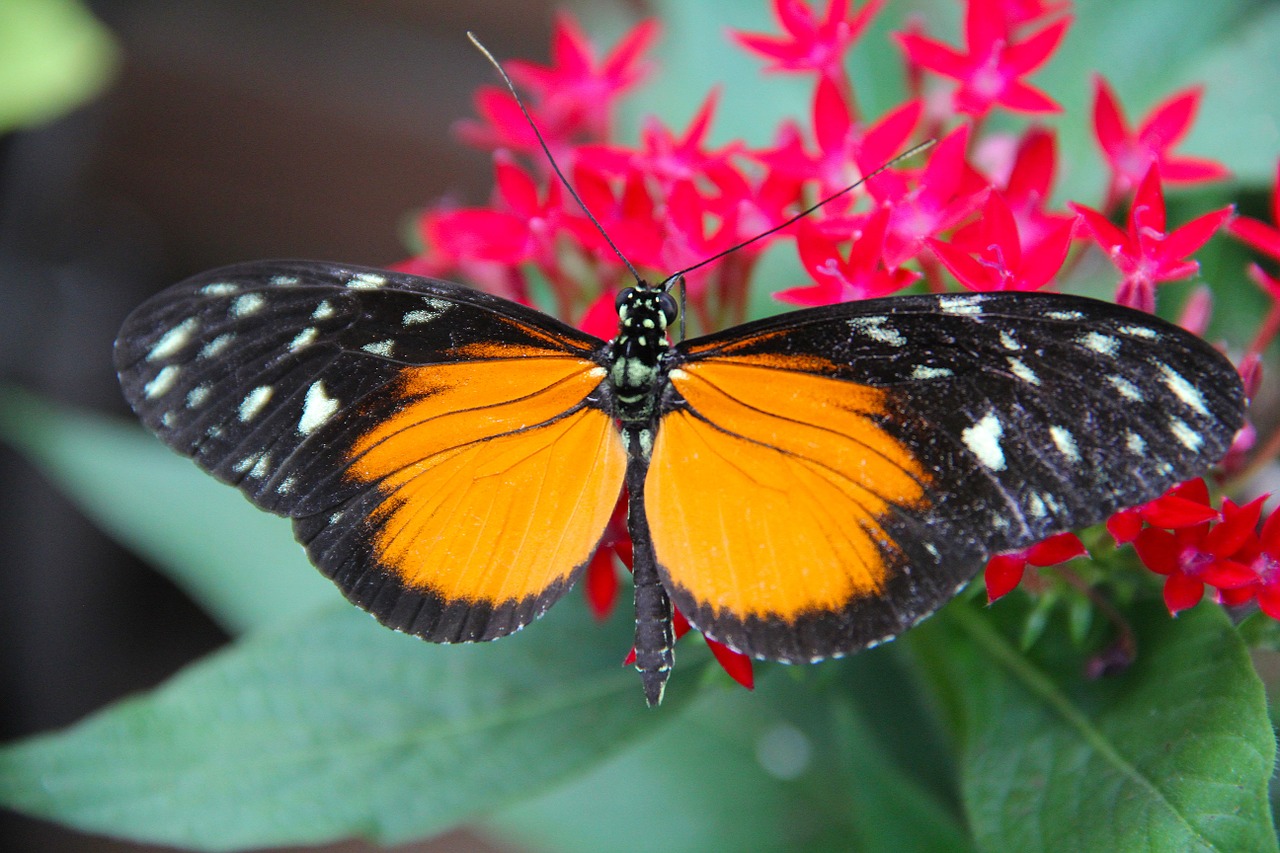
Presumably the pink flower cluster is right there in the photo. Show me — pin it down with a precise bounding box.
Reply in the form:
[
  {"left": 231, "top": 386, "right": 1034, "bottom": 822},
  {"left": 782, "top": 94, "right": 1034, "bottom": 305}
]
[{"left": 396, "top": 1, "right": 1279, "bottom": 687}]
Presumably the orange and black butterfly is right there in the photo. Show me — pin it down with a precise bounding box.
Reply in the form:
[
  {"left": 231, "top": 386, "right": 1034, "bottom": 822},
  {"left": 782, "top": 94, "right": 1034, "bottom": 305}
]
[{"left": 115, "top": 261, "right": 1244, "bottom": 705}]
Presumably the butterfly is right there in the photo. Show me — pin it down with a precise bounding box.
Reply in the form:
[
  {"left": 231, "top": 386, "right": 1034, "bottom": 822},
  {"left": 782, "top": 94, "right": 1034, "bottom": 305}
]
[{"left": 115, "top": 260, "right": 1245, "bottom": 705}]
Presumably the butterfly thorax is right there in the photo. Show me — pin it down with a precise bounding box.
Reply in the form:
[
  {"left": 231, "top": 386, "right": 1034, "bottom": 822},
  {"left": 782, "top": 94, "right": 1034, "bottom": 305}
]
[{"left": 608, "top": 285, "right": 678, "bottom": 426}]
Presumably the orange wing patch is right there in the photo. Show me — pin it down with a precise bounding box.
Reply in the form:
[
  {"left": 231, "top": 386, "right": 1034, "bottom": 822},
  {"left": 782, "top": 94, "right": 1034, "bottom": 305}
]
[
  {"left": 647, "top": 360, "right": 931, "bottom": 624},
  {"left": 346, "top": 353, "right": 626, "bottom": 607}
]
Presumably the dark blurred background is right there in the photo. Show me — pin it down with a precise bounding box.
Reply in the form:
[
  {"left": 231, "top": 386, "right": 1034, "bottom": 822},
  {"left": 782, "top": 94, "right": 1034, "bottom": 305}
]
[{"left": 0, "top": 2, "right": 590, "bottom": 850}]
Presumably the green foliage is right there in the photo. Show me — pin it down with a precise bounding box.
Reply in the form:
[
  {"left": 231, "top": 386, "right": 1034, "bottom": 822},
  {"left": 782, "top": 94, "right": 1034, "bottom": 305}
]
[
  {"left": 0, "top": 0, "right": 116, "bottom": 133},
  {"left": 0, "top": 388, "right": 330, "bottom": 634},
  {"left": 0, "top": 598, "right": 689, "bottom": 851},
  {"left": 913, "top": 598, "right": 1276, "bottom": 852}
]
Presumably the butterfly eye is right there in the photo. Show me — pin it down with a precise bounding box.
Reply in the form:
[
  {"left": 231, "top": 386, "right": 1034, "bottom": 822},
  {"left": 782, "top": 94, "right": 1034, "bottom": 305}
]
[
  {"left": 615, "top": 288, "right": 634, "bottom": 314},
  {"left": 657, "top": 292, "right": 678, "bottom": 327}
]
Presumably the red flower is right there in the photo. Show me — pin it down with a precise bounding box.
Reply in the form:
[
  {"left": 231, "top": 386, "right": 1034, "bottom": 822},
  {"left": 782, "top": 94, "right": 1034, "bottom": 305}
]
[
  {"left": 1091, "top": 76, "right": 1229, "bottom": 209},
  {"left": 1107, "top": 479, "right": 1221, "bottom": 545},
  {"left": 1133, "top": 492, "right": 1262, "bottom": 616},
  {"left": 985, "top": 532, "right": 1088, "bottom": 602},
  {"left": 456, "top": 14, "right": 659, "bottom": 154},
  {"left": 777, "top": 209, "right": 919, "bottom": 304},
  {"left": 1001, "top": 0, "right": 1072, "bottom": 29},
  {"left": 962, "top": 127, "right": 1076, "bottom": 255},
  {"left": 1226, "top": 509, "right": 1280, "bottom": 618},
  {"left": 577, "top": 91, "right": 743, "bottom": 193},
  {"left": 1228, "top": 160, "right": 1280, "bottom": 261},
  {"left": 510, "top": 13, "right": 658, "bottom": 138},
  {"left": 895, "top": 0, "right": 1069, "bottom": 118},
  {"left": 732, "top": 0, "right": 885, "bottom": 83},
  {"left": 754, "top": 76, "right": 923, "bottom": 198},
  {"left": 871, "top": 126, "right": 989, "bottom": 267},
  {"left": 1227, "top": 160, "right": 1280, "bottom": 356},
  {"left": 928, "top": 188, "right": 1075, "bottom": 291},
  {"left": 1071, "top": 165, "right": 1233, "bottom": 312}
]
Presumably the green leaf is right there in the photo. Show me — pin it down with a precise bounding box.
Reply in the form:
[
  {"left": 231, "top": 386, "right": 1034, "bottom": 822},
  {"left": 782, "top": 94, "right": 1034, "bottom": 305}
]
[
  {"left": 0, "top": 599, "right": 689, "bottom": 851},
  {"left": 491, "top": 648, "right": 973, "bottom": 853},
  {"left": 0, "top": 387, "right": 334, "bottom": 634},
  {"left": 910, "top": 597, "right": 1277, "bottom": 853},
  {"left": 489, "top": 675, "right": 830, "bottom": 853},
  {"left": 0, "top": 0, "right": 117, "bottom": 132},
  {"left": 831, "top": 696, "right": 975, "bottom": 853}
]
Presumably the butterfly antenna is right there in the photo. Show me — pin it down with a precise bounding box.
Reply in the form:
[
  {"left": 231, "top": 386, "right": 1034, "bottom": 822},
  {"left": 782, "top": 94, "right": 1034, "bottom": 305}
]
[
  {"left": 660, "top": 138, "right": 937, "bottom": 289},
  {"left": 467, "top": 32, "right": 647, "bottom": 288}
]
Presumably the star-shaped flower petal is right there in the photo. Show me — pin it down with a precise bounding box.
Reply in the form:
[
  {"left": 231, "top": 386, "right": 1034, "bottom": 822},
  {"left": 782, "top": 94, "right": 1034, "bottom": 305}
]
[
  {"left": 1092, "top": 76, "right": 1230, "bottom": 208},
  {"left": 985, "top": 533, "right": 1087, "bottom": 602},
  {"left": 871, "top": 126, "right": 990, "bottom": 267},
  {"left": 731, "top": 0, "right": 885, "bottom": 82},
  {"left": 777, "top": 209, "right": 919, "bottom": 304},
  {"left": 1134, "top": 495, "right": 1263, "bottom": 615},
  {"left": 1071, "top": 165, "right": 1233, "bottom": 311},
  {"left": 929, "top": 189, "right": 1075, "bottom": 291},
  {"left": 456, "top": 13, "right": 659, "bottom": 152},
  {"left": 754, "top": 75, "right": 923, "bottom": 198},
  {"left": 895, "top": 0, "right": 1069, "bottom": 118}
]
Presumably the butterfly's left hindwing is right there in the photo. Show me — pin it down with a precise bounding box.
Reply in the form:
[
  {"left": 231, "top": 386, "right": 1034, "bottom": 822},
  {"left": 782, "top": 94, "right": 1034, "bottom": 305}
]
[
  {"left": 115, "top": 261, "right": 627, "bottom": 642},
  {"left": 650, "top": 291, "right": 1245, "bottom": 662}
]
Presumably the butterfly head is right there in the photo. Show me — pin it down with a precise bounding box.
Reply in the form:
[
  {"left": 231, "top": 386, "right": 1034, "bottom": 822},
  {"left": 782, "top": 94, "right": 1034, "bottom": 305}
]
[{"left": 613, "top": 284, "right": 678, "bottom": 354}]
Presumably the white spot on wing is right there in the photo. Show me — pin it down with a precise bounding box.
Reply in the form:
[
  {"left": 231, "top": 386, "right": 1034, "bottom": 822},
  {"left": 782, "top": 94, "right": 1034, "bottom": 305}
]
[
  {"left": 1107, "top": 374, "right": 1144, "bottom": 401},
  {"left": 963, "top": 411, "right": 1005, "bottom": 470},
  {"left": 404, "top": 305, "right": 449, "bottom": 325},
  {"left": 231, "top": 293, "right": 266, "bottom": 318},
  {"left": 999, "top": 330, "right": 1021, "bottom": 351},
  {"left": 299, "top": 381, "right": 339, "bottom": 435},
  {"left": 249, "top": 454, "right": 272, "bottom": 479},
  {"left": 938, "top": 294, "right": 984, "bottom": 315},
  {"left": 148, "top": 318, "right": 199, "bottom": 361},
  {"left": 1050, "top": 425, "right": 1080, "bottom": 461},
  {"left": 312, "top": 300, "right": 336, "bottom": 320},
  {"left": 200, "top": 333, "right": 235, "bottom": 359},
  {"left": 1118, "top": 325, "right": 1159, "bottom": 340},
  {"left": 199, "top": 282, "right": 239, "bottom": 297},
  {"left": 185, "top": 384, "right": 211, "bottom": 409},
  {"left": 277, "top": 475, "right": 297, "bottom": 495},
  {"left": 289, "top": 327, "right": 319, "bottom": 352},
  {"left": 232, "top": 453, "right": 261, "bottom": 474},
  {"left": 1007, "top": 357, "right": 1040, "bottom": 385},
  {"left": 1079, "top": 331, "right": 1119, "bottom": 356},
  {"left": 1126, "top": 431, "right": 1146, "bottom": 454},
  {"left": 238, "top": 385, "right": 273, "bottom": 421},
  {"left": 144, "top": 365, "right": 180, "bottom": 399},
  {"left": 911, "top": 365, "right": 953, "bottom": 380},
  {"left": 1158, "top": 363, "right": 1209, "bottom": 415},
  {"left": 1047, "top": 309, "right": 1085, "bottom": 321},
  {"left": 848, "top": 316, "right": 905, "bottom": 346},
  {"left": 271, "top": 275, "right": 299, "bottom": 286},
  {"left": 1028, "top": 492, "right": 1047, "bottom": 519},
  {"left": 362, "top": 340, "right": 394, "bottom": 357},
  {"left": 347, "top": 272, "right": 387, "bottom": 290},
  {"left": 1169, "top": 417, "right": 1203, "bottom": 451}
]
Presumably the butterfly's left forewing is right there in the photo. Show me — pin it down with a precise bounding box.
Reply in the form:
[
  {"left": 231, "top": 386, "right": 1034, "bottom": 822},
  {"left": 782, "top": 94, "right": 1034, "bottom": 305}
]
[
  {"left": 115, "top": 261, "right": 627, "bottom": 642},
  {"left": 649, "top": 291, "right": 1244, "bottom": 662}
]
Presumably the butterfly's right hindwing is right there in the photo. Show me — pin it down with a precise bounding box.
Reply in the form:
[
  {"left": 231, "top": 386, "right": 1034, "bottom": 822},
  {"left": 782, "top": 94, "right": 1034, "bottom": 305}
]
[{"left": 115, "top": 260, "right": 627, "bottom": 642}]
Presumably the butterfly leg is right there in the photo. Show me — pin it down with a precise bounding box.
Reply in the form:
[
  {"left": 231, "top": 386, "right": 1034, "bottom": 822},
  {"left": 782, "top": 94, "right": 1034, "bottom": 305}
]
[{"left": 625, "top": 443, "right": 674, "bottom": 707}]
